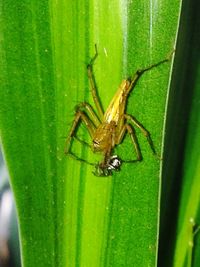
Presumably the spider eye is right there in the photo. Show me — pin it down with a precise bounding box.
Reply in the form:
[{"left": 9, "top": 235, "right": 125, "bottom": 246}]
[{"left": 93, "top": 140, "right": 99, "bottom": 145}]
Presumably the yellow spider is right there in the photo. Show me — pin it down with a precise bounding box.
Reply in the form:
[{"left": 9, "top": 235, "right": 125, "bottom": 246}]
[{"left": 65, "top": 45, "right": 171, "bottom": 176}]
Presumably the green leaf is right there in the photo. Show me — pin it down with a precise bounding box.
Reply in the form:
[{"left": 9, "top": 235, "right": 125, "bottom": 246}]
[
  {"left": 157, "top": 1, "right": 200, "bottom": 267},
  {"left": 173, "top": 81, "right": 200, "bottom": 267},
  {"left": 0, "top": 1, "right": 182, "bottom": 267},
  {"left": 169, "top": 2, "right": 200, "bottom": 266}
]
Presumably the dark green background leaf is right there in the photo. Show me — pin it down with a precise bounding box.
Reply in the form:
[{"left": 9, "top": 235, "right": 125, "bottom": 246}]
[{"left": 158, "top": 0, "right": 200, "bottom": 266}]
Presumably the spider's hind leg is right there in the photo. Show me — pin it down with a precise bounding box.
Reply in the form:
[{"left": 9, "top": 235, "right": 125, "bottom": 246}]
[
  {"left": 125, "top": 114, "right": 156, "bottom": 154},
  {"left": 116, "top": 123, "right": 143, "bottom": 163}
]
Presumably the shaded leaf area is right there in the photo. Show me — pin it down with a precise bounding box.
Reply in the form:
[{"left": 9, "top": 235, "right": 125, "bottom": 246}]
[
  {"left": 158, "top": 0, "right": 200, "bottom": 266},
  {"left": 0, "top": 1, "right": 181, "bottom": 267}
]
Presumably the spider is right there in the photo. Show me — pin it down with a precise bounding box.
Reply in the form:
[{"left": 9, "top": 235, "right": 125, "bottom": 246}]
[{"left": 65, "top": 45, "right": 171, "bottom": 176}]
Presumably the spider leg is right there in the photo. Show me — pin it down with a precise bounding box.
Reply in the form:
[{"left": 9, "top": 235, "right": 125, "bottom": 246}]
[
  {"left": 76, "top": 102, "right": 100, "bottom": 127},
  {"left": 61, "top": 135, "right": 91, "bottom": 149},
  {"left": 71, "top": 101, "right": 100, "bottom": 150},
  {"left": 65, "top": 110, "right": 96, "bottom": 166},
  {"left": 125, "top": 56, "right": 171, "bottom": 97},
  {"left": 116, "top": 123, "right": 142, "bottom": 162},
  {"left": 125, "top": 114, "right": 156, "bottom": 154},
  {"left": 74, "top": 136, "right": 91, "bottom": 149},
  {"left": 87, "top": 45, "right": 104, "bottom": 120},
  {"left": 67, "top": 151, "right": 95, "bottom": 166}
]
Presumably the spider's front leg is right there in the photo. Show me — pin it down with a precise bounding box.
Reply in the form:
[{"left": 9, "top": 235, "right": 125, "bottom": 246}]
[
  {"left": 65, "top": 108, "right": 96, "bottom": 165},
  {"left": 125, "top": 55, "right": 172, "bottom": 97}
]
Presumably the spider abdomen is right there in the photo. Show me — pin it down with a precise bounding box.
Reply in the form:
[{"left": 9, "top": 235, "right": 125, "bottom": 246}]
[{"left": 92, "top": 121, "right": 116, "bottom": 153}]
